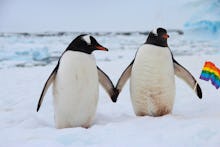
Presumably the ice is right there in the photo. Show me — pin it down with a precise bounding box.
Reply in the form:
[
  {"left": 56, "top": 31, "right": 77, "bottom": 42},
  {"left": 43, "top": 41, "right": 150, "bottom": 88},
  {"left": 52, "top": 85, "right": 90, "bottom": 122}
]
[
  {"left": 31, "top": 47, "right": 49, "bottom": 61},
  {"left": 184, "top": 0, "right": 220, "bottom": 37},
  {"left": 0, "top": 31, "right": 220, "bottom": 69},
  {"left": 185, "top": 20, "right": 220, "bottom": 34}
]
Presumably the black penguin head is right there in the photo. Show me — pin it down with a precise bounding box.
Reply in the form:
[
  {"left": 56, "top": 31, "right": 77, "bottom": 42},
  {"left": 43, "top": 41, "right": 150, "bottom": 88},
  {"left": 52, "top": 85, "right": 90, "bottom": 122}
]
[
  {"left": 66, "top": 34, "right": 108, "bottom": 54},
  {"left": 145, "top": 27, "right": 169, "bottom": 47}
]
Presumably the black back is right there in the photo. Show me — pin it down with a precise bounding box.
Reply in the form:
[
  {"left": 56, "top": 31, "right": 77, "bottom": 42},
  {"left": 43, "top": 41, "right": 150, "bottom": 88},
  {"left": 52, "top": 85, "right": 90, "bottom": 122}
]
[
  {"left": 145, "top": 28, "right": 169, "bottom": 47},
  {"left": 65, "top": 34, "right": 103, "bottom": 54}
]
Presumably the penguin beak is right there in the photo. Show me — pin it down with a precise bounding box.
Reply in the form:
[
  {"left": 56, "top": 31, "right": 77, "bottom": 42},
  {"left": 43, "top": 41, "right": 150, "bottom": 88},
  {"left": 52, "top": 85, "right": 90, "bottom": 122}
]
[
  {"left": 162, "top": 34, "right": 169, "bottom": 39},
  {"left": 95, "top": 46, "right": 108, "bottom": 51}
]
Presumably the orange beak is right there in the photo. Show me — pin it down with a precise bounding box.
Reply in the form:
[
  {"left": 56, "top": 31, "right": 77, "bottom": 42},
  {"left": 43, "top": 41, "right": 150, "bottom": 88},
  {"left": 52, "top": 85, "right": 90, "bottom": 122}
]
[
  {"left": 95, "top": 46, "right": 108, "bottom": 51},
  {"left": 162, "top": 34, "right": 169, "bottom": 39}
]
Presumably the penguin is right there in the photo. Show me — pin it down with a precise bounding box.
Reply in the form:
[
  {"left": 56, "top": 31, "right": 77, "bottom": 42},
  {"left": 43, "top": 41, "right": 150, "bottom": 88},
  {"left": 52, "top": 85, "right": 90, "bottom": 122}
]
[
  {"left": 37, "top": 34, "right": 117, "bottom": 129},
  {"left": 115, "top": 28, "right": 202, "bottom": 116}
]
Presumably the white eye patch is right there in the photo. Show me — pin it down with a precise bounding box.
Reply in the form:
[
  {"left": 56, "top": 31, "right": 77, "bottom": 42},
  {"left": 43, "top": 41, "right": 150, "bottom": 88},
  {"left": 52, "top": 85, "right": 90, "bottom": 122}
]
[
  {"left": 152, "top": 28, "right": 158, "bottom": 36},
  {"left": 82, "top": 35, "right": 91, "bottom": 45}
]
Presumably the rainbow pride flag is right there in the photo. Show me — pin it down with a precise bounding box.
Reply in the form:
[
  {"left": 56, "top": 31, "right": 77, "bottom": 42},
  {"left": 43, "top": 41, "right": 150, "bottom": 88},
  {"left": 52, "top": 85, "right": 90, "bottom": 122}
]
[{"left": 200, "top": 61, "right": 220, "bottom": 89}]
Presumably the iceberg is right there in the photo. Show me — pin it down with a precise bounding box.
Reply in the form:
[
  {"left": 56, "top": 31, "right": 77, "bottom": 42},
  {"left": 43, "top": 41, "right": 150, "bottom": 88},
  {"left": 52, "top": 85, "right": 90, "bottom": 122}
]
[
  {"left": 184, "top": 0, "right": 220, "bottom": 37},
  {"left": 185, "top": 20, "right": 220, "bottom": 34}
]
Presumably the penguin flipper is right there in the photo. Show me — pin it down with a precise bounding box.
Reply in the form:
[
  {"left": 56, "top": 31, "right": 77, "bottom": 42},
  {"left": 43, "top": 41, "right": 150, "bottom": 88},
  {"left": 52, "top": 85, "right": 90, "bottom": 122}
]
[
  {"left": 97, "top": 66, "right": 117, "bottom": 102},
  {"left": 116, "top": 59, "right": 134, "bottom": 93},
  {"left": 173, "top": 59, "right": 202, "bottom": 99},
  {"left": 37, "top": 65, "right": 58, "bottom": 112}
]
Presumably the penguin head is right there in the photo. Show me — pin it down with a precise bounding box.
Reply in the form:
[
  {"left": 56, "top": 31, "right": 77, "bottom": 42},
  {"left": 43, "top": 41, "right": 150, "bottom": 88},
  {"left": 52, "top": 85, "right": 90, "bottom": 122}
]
[
  {"left": 66, "top": 34, "right": 108, "bottom": 54},
  {"left": 145, "top": 27, "right": 169, "bottom": 47}
]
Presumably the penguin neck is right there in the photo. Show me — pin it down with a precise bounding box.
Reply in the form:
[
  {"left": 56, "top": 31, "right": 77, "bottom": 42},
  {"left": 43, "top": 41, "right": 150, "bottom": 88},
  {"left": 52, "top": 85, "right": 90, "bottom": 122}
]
[{"left": 145, "top": 35, "right": 168, "bottom": 47}]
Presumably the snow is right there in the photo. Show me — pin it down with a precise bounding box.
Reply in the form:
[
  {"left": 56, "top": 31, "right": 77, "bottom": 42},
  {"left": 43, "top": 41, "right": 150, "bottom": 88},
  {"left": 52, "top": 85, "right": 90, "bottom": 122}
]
[{"left": 1, "top": 53, "right": 220, "bottom": 146}]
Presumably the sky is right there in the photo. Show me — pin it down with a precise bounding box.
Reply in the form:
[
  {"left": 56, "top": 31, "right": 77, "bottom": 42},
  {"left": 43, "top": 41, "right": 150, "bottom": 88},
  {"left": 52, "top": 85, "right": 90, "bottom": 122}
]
[{"left": 0, "top": 0, "right": 194, "bottom": 32}]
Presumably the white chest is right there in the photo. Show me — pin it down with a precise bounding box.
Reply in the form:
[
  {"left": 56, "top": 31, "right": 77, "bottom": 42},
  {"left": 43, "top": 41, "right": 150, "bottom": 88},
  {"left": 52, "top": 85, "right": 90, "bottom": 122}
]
[
  {"left": 130, "top": 44, "right": 175, "bottom": 116},
  {"left": 53, "top": 51, "right": 99, "bottom": 128}
]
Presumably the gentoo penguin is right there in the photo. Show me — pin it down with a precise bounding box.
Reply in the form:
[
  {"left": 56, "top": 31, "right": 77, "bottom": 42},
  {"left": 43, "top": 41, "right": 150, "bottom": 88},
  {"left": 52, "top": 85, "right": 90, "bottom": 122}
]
[
  {"left": 115, "top": 28, "right": 202, "bottom": 116},
  {"left": 37, "top": 34, "right": 117, "bottom": 128}
]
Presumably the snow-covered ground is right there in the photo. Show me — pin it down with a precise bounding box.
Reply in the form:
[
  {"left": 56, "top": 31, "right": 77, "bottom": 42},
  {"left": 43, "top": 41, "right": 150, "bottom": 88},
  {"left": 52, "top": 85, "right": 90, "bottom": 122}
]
[{"left": 0, "top": 52, "right": 220, "bottom": 146}]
